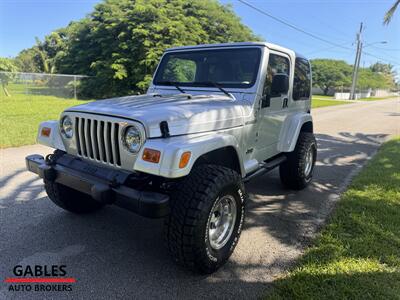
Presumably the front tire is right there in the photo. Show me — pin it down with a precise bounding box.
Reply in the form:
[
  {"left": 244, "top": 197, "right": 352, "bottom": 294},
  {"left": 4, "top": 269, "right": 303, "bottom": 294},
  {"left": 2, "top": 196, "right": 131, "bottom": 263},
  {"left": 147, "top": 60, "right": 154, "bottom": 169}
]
[
  {"left": 45, "top": 181, "right": 105, "bottom": 214},
  {"left": 164, "top": 164, "right": 246, "bottom": 274},
  {"left": 279, "top": 132, "right": 317, "bottom": 190}
]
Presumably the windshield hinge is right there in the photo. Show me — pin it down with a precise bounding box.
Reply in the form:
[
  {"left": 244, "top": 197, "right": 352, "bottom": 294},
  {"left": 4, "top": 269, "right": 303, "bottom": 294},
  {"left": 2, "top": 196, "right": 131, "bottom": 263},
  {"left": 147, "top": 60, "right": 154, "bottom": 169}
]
[{"left": 159, "top": 121, "right": 170, "bottom": 138}]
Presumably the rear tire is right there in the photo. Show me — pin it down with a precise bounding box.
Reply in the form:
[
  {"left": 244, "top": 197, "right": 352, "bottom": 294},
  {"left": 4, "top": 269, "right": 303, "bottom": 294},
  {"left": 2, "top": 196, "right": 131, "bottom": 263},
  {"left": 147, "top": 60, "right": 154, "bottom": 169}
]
[
  {"left": 164, "top": 164, "right": 246, "bottom": 274},
  {"left": 279, "top": 132, "right": 317, "bottom": 190},
  {"left": 45, "top": 181, "right": 105, "bottom": 214}
]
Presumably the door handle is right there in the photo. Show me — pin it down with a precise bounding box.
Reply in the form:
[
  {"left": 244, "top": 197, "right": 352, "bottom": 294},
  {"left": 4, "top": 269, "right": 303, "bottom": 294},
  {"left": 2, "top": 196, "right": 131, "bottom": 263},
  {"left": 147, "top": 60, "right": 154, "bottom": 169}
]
[{"left": 282, "top": 97, "right": 288, "bottom": 108}]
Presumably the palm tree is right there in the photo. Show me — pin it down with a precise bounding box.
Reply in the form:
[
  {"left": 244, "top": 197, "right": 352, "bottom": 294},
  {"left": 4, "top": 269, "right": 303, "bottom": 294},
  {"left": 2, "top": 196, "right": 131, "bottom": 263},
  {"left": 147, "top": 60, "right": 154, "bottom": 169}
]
[
  {"left": 384, "top": 0, "right": 400, "bottom": 25},
  {"left": 34, "top": 37, "right": 51, "bottom": 74}
]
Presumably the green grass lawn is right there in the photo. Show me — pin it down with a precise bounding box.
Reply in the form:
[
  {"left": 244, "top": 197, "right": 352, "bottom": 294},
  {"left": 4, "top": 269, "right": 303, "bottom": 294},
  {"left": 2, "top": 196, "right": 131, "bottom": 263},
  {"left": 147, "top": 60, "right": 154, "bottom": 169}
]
[
  {"left": 0, "top": 91, "right": 90, "bottom": 148},
  {"left": 266, "top": 137, "right": 400, "bottom": 300},
  {"left": 312, "top": 99, "right": 351, "bottom": 108}
]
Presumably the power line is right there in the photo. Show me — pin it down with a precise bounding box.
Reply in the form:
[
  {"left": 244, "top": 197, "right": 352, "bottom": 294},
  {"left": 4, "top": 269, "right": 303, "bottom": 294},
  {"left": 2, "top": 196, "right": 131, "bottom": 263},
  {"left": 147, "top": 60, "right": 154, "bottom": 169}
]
[
  {"left": 305, "top": 43, "right": 354, "bottom": 55},
  {"left": 238, "top": 0, "right": 399, "bottom": 65},
  {"left": 238, "top": 0, "right": 400, "bottom": 67},
  {"left": 368, "top": 46, "right": 400, "bottom": 62},
  {"left": 363, "top": 51, "right": 400, "bottom": 66},
  {"left": 368, "top": 46, "right": 400, "bottom": 51},
  {"left": 238, "top": 0, "right": 353, "bottom": 51},
  {"left": 306, "top": 13, "right": 354, "bottom": 42}
]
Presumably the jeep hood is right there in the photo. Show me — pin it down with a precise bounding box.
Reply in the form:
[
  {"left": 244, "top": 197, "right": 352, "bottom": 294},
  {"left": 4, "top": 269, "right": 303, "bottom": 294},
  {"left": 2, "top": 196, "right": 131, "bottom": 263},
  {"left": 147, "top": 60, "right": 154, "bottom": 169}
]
[{"left": 66, "top": 94, "right": 251, "bottom": 138}]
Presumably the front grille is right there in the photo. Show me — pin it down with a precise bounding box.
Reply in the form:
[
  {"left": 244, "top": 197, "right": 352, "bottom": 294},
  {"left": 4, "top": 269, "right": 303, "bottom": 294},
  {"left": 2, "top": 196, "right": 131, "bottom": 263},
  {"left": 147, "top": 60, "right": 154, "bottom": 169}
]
[{"left": 75, "top": 117, "right": 121, "bottom": 166}]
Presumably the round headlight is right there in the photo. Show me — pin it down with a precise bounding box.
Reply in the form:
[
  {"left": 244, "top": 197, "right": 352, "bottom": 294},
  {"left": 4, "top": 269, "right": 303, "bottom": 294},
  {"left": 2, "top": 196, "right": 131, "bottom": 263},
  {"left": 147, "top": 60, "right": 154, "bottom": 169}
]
[
  {"left": 123, "top": 126, "right": 142, "bottom": 153},
  {"left": 61, "top": 116, "right": 73, "bottom": 138}
]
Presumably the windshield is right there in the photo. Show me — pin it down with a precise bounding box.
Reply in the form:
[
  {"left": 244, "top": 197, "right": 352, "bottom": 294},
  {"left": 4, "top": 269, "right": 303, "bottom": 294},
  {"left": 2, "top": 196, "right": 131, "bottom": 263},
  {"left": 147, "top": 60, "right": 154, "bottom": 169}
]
[{"left": 153, "top": 48, "right": 261, "bottom": 88}]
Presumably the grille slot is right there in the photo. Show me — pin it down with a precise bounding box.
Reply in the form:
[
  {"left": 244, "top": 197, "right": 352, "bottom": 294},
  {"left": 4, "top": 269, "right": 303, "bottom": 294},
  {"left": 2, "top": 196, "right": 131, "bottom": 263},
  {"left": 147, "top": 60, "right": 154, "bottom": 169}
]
[{"left": 75, "top": 117, "right": 121, "bottom": 166}]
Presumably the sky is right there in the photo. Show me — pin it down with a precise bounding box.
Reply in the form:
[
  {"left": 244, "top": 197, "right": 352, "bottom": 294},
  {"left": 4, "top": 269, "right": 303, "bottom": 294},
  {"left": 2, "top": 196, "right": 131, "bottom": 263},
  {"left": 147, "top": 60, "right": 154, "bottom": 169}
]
[{"left": 0, "top": 0, "right": 399, "bottom": 74}]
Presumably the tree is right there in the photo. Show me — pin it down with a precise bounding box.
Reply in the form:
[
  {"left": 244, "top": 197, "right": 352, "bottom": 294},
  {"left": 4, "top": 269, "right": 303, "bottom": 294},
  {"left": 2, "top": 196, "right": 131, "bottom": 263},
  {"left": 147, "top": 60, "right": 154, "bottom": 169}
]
[
  {"left": 370, "top": 62, "right": 394, "bottom": 75},
  {"left": 50, "top": 0, "right": 260, "bottom": 98},
  {"left": 358, "top": 69, "right": 390, "bottom": 90},
  {"left": 32, "top": 33, "right": 68, "bottom": 74},
  {"left": 310, "top": 59, "right": 352, "bottom": 95},
  {"left": 311, "top": 59, "right": 396, "bottom": 94},
  {"left": 384, "top": 0, "right": 400, "bottom": 25},
  {"left": 15, "top": 29, "right": 71, "bottom": 74},
  {"left": 0, "top": 57, "right": 18, "bottom": 96},
  {"left": 369, "top": 62, "right": 396, "bottom": 89},
  {"left": 14, "top": 48, "right": 42, "bottom": 73}
]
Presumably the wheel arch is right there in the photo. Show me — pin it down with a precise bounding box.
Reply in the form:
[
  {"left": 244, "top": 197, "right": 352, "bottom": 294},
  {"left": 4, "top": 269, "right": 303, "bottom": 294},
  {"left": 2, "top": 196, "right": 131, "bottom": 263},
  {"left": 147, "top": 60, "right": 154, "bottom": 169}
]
[
  {"left": 277, "top": 112, "right": 313, "bottom": 152},
  {"left": 300, "top": 120, "right": 313, "bottom": 133},
  {"left": 192, "top": 146, "right": 242, "bottom": 176}
]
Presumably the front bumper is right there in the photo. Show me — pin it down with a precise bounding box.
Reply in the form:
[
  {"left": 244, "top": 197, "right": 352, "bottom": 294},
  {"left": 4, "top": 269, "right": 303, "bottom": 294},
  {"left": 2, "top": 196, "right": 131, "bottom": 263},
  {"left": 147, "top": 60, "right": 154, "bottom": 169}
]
[{"left": 26, "top": 154, "right": 170, "bottom": 218}]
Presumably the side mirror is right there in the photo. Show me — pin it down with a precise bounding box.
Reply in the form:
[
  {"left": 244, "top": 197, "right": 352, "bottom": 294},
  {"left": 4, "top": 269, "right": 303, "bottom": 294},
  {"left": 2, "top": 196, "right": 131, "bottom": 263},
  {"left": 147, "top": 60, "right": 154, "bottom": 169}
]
[{"left": 271, "top": 74, "right": 289, "bottom": 96}]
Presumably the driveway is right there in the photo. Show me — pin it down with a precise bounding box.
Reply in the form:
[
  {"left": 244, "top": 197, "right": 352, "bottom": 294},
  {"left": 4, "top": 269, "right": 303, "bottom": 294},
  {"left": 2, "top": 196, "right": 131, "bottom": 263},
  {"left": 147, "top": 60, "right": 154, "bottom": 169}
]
[{"left": 0, "top": 98, "right": 399, "bottom": 299}]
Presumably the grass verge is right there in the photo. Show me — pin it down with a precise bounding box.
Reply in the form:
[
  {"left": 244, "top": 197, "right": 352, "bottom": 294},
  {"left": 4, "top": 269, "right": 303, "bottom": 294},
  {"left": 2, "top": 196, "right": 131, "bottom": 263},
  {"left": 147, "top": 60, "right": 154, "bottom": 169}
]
[
  {"left": 312, "top": 95, "right": 334, "bottom": 100},
  {"left": 358, "top": 96, "right": 398, "bottom": 101},
  {"left": 266, "top": 137, "right": 400, "bottom": 299},
  {"left": 312, "top": 99, "right": 351, "bottom": 108},
  {"left": 0, "top": 91, "right": 90, "bottom": 148}
]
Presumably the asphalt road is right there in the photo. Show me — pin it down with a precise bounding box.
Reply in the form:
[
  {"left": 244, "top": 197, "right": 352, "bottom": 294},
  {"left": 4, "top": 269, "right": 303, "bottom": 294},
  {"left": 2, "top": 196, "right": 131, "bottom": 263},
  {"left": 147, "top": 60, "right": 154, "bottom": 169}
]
[{"left": 1, "top": 98, "right": 399, "bottom": 299}]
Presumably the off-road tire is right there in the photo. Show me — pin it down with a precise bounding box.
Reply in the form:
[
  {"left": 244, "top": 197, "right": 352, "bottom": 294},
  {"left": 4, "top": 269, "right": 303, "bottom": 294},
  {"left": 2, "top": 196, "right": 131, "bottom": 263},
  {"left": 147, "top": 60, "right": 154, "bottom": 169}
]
[
  {"left": 279, "top": 132, "right": 317, "bottom": 190},
  {"left": 164, "top": 164, "right": 246, "bottom": 274},
  {"left": 44, "top": 181, "right": 105, "bottom": 214}
]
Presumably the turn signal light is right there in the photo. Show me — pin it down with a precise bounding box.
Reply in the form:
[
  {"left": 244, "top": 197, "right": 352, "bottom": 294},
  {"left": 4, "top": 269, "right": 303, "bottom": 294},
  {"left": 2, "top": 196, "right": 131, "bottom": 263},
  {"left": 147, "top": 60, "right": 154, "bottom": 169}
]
[
  {"left": 41, "top": 127, "right": 51, "bottom": 137},
  {"left": 142, "top": 148, "right": 161, "bottom": 163},
  {"left": 179, "top": 151, "right": 191, "bottom": 169}
]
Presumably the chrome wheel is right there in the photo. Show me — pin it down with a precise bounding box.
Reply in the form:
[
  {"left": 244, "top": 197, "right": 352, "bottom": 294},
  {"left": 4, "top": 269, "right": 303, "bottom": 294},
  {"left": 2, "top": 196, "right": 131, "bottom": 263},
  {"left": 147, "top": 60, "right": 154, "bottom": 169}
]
[
  {"left": 208, "top": 195, "right": 237, "bottom": 250},
  {"left": 304, "top": 146, "right": 314, "bottom": 177}
]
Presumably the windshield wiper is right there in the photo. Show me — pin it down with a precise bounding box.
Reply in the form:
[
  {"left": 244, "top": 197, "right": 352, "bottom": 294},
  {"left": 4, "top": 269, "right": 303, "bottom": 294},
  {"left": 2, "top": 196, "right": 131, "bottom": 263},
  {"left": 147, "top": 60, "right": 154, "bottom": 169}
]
[
  {"left": 197, "top": 81, "right": 233, "bottom": 99},
  {"left": 157, "top": 81, "right": 185, "bottom": 93}
]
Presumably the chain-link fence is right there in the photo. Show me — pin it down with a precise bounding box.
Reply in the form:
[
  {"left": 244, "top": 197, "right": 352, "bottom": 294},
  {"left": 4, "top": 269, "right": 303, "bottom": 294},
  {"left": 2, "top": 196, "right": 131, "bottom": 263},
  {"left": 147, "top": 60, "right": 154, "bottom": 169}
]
[{"left": 0, "top": 72, "right": 88, "bottom": 99}]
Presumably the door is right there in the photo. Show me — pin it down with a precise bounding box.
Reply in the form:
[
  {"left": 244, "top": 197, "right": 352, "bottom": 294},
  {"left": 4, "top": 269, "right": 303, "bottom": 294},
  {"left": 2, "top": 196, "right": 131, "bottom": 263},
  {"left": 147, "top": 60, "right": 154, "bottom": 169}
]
[{"left": 256, "top": 52, "right": 291, "bottom": 160}]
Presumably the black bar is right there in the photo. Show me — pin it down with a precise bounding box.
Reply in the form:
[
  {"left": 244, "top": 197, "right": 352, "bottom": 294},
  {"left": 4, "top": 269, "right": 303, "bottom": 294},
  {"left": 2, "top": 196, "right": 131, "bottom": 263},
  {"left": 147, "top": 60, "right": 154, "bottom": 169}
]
[
  {"left": 25, "top": 154, "right": 170, "bottom": 218},
  {"left": 244, "top": 155, "right": 287, "bottom": 183}
]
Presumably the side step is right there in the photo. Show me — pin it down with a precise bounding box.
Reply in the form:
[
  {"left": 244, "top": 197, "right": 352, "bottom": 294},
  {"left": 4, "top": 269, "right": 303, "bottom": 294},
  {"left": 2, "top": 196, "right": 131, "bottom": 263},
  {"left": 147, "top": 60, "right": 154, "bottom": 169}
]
[{"left": 244, "top": 155, "right": 287, "bottom": 183}]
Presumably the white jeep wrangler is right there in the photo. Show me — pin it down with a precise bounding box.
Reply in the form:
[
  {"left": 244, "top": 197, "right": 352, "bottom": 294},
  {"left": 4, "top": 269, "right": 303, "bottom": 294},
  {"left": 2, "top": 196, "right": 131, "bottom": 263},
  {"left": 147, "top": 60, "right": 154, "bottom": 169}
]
[{"left": 26, "top": 42, "right": 317, "bottom": 274}]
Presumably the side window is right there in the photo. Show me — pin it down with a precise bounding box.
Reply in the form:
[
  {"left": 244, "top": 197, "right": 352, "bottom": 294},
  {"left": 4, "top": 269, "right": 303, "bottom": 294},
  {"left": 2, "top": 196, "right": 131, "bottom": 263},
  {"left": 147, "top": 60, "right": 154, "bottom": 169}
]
[
  {"left": 262, "top": 54, "right": 290, "bottom": 107},
  {"left": 293, "top": 58, "right": 311, "bottom": 101}
]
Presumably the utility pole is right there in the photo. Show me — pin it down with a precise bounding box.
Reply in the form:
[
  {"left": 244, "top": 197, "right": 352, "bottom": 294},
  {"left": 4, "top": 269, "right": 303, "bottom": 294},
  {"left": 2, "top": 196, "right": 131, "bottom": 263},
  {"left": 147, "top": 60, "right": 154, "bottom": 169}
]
[{"left": 350, "top": 22, "right": 363, "bottom": 100}]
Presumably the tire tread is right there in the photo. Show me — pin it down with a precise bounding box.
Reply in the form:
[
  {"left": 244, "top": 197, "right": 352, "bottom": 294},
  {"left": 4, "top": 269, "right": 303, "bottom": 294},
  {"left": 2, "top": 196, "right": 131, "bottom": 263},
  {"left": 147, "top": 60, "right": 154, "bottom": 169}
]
[
  {"left": 164, "top": 164, "right": 244, "bottom": 273},
  {"left": 279, "top": 132, "right": 317, "bottom": 190}
]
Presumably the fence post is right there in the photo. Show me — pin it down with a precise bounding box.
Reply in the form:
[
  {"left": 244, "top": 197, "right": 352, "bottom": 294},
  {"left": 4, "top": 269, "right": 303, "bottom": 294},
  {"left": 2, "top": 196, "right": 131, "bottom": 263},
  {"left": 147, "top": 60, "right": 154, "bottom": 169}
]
[
  {"left": 25, "top": 75, "right": 28, "bottom": 96},
  {"left": 74, "top": 76, "right": 77, "bottom": 99}
]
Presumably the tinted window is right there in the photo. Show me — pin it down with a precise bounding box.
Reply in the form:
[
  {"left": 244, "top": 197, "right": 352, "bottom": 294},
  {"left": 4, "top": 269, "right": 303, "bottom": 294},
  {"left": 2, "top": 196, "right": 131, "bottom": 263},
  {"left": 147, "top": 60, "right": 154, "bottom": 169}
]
[
  {"left": 293, "top": 58, "right": 311, "bottom": 100},
  {"left": 154, "top": 48, "right": 261, "bottom": 88},
  {"left": 261, "top": 54, "right": 290, "bottom": 107}
]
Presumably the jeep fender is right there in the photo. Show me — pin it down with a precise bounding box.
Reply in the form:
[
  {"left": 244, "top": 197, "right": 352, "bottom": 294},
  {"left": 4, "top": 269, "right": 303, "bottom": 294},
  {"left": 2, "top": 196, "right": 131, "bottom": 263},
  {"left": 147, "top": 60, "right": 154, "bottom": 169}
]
[
  {"left": 134, "top": 133, "right": 244, "bottom": 178},
  {"left": 277, "top": 113, "right": 313, "bottom": 152},
  {"left": 36, "top": 121, "right": 66, "bottom": 151}
]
